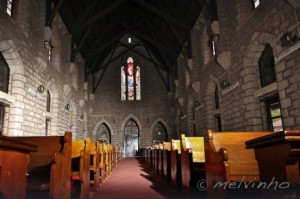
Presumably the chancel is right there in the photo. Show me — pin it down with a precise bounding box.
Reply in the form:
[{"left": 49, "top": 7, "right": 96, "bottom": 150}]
[{"left": 0, "top": 0, "right": 300, "bottom": 199}]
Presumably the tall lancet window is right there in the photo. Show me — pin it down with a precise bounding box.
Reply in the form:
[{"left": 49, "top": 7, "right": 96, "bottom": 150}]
[{"left": 121, "top": 57, "right": 141, "bottom": 101}]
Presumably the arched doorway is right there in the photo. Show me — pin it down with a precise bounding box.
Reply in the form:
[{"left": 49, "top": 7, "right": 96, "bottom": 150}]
[
  {"left": 96, "top": 123, "right": 111, "bottom": 143},
  {"left": 152, "top": 122, "right": 167, "bottom": 144},
  {"left": 124, "top": 119, "right": 139, "bottom": 157}
]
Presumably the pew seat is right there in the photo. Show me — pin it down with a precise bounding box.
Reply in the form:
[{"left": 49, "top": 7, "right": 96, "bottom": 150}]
[{"left": 205, "top": 129, "right": 273, "bottom": 191}]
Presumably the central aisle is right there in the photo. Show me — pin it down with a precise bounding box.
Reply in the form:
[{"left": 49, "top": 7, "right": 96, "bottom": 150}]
[{"left": 91, "top": 157, "right": 188, "bottom": 199}]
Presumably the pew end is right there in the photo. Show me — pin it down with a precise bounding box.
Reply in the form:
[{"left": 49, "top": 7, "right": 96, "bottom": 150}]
[
  {"left": 18, "top": 132, "right": 72, "bottom": 199},
  {"left": 170, "top": 139, "right": 182, "bottom": 189},
  {"left": 180, "top": 134, "right": 205, "bottom": 192},
  {"left": 71, "top": 137, "right": 91, "bottom": 199}
]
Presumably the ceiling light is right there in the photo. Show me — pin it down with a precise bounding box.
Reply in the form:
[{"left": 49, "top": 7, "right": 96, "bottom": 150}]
[{"left": 128, "top": 37, "right": 132, "bottom": 44}]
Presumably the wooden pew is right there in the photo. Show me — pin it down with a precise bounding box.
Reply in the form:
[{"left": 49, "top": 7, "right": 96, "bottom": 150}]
[
  {"left": 245, "top": 130, "right": 300, "bottom": 183},
  {"left": 103, "top": 143, "right": 112, "bottom": 179},
  {"left": 0, "top": 135, "right": 37, "bottom": 199},
  {"left": 152, "top": 144, "right": 160, "bottom": 173},
  {"left": 98, "top": 142, "right": 106, "bottom": 183},
  {"left": 157, "top": 143, "right": 164, "bottom": 176},
  {"left": 170, "top": 139, "right": 182, "bottom": 188},
  {"left": 71, "top": 137, "right": 91, "bottom": 199},
  {"left": 114, "top": 146, "right": 122, "bottom": 165},
  {"left": 205, "top": 129, "right": 273, "bottom": 191},
  {"left": 180, "top": 134, "right": 205, "bottom": 192},
  {"left": 18, "top": 132, "right": 72, "bottom": 199},
  {"left": 162, "top": 142, "right": 171, "bottom": 181},
  {"left": 89, "top": 141, "right": 100, "bottom": 191}
]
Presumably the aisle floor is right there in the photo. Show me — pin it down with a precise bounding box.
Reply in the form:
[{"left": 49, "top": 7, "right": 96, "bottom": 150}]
[{"left": 91, "top": 157, "right": 194, "bottom": 199}]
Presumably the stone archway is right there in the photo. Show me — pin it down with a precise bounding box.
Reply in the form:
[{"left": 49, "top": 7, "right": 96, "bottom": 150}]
[
  {"left": 0, "top": 40, "right": 25, "bottom": 136},
  {"left": 93, "top": 119, "right": 114, "bottom": 142},
  {"left": 124, "top": 118, "right": 139, "bottom": 157},
  {"left": 120, "top": 114, "right": 143, "bottom": 156},
  {"left": 241, "top": 32, "right": 276, "bottom": 131},
  {"left": 205, "top": 75, "right": 219, "bottom": 131},
  {"left": 150, "top": 118, "right": 170, "bottom": 144}
]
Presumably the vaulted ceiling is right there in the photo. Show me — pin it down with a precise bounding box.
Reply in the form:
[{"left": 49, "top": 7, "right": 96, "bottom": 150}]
[{"left": 50, "top": 0, "right": 206, "bottom": 92}]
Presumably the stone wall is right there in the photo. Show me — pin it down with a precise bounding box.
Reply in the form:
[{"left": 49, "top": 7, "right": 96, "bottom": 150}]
[
  {"left": 0, "top": 0, "right": 86, "bottom": 138},
  {"left": 88, "top": 55, "right": 176, "bottom": 148},
  {"left": 175, "top": 0, "right": 300, "bottom": 137}
]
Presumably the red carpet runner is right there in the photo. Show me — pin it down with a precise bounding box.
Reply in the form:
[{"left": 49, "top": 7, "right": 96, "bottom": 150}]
[{"left": 91, "top": 157, "right": 188, "bottom": 199}]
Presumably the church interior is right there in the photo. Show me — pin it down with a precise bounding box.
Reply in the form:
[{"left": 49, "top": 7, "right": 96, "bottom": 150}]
[{"left": 0, "top": 0, "right": 300, "bottom": 199}]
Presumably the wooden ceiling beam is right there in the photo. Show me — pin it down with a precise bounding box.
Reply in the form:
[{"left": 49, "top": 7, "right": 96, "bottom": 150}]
[
  {"left": 123, "top": 27, "right": 176, "bottom": 57},
  {"left": 92, "top": 42, "right": 142, "bottom": 74},
  {"left": 47, "top": 0, "right": 65, "bottom": 26},
  {"left": 72, "top": 0, "right": 128, "bottom": 33},
  {"left": 119, "top": 41, "right": 171, "bottom": 73},
  {"left": 132, "top": 0, "right": 191, "bottom": 31},
  {"left": 93, "top": 45, "right": 117, "bottom": 93},
  {"left": 145, "top": 47, "right": 169, "bottom": 91}
]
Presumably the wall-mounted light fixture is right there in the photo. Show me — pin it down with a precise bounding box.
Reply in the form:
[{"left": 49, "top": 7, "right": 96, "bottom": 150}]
[
  {"left": 77, "top": 113, "right": 84, "bottom": 121},
  {"left": 44, "top": 40, "right": 53, "bottom": 50},
  {"left": 36, "top": 85, "right": 45, "bottom": 93},
  {"left": 64, "top": 103, "right": 70, "bottom": 111},
  {"left": 28, "top": 85, "right": 45, "bottom": 100},
  {"left": 281, "top": 32, "right": 298, "bottom": 46},
  {"left": 280, "top": 32, "right": 299, "bottom": 47},
  {"left": 219, "top": 79, "right": 231, "bottom": 89},
  {"left": 194, "top": 100, "right": 204, "bottom": 110},
  {"left": 179, "top": 112, "right": 187, "bottom": 120}
]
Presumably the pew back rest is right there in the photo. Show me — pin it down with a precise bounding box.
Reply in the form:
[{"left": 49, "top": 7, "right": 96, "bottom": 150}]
[
  {"left": 171, "top": 139, "right": 181, "bottom": 154},
  {"left": 159, "top": 143, "right": 163, "bottom": 150},
  {"left": 90, "top": 142, "right": 96, "bottom": 154},
  {"left": 207, "top": 129, "right": 273, "bottom": 181},
  {"left": 72, "top": 140, "right": 86, "bottom": 158},
  {"left": 19, "top": 134, "right": 71, "bottom": 172},
  {"left": 181, "top": 134, "right": 205, "bottom": 163},
  {"left": 163, "top": 142, "right": 171, "bottom": 151}
]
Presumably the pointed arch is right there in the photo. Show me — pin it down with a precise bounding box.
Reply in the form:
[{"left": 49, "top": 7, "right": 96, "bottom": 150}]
[
  {"left": 149, "top": 118, "right": 171, "bottom": 141},
  {"left": 121, "top": 114, "right": 142, "bottom": 157},
  {"left": 120, "top": 56, "right": 142, "bottom": 101},
  {"left": 45, "top": 79, "right": 60, "bottom": 136},
  {"left": 241, "top": 31, "right": 276, "bottom": 131},
  {"left": 93, "top": 119, "right": 114, "bottom": 141},
  {"left": 120, "top": 114, "right": 142, "bottom": 132},
  {"left": 205, "top": 75, "right": 220, "bottom": 131},
  {"left": 149, "top": 118, "right": 171, "bottom": 136}
]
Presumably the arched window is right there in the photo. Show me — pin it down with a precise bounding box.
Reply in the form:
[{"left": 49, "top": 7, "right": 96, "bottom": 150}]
[
  {"left": 259, "top": 44, "right": 276, "bottom": 88},
  {"left": 97, "top": 123, "right": 111, "bottom": 143},
  {"left": 46, "top": 90, "right": 51, "bottom": 112},
  {"left": 121, "top": 57, "right": 141, "bottom": 101},
  {"left": 5, "top": 0, "right": 14, "bottom": 16},
  {"left": 0, "top": 53, "right": 10, "bottom": 93}
]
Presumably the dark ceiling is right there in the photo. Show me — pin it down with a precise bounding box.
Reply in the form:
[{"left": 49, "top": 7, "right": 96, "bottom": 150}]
[{"left": 50, "top": 0, "right": 206, "bottom": 92}]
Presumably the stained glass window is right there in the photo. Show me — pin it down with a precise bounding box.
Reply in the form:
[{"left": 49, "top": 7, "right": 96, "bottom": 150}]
[{"left": 121, "top": 57, "right": 141, "bottom": 101}]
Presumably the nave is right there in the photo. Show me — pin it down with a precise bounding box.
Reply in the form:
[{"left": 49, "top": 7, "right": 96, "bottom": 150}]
[{"left": 91, "top": 157, "right": 194, "bottom": 199}]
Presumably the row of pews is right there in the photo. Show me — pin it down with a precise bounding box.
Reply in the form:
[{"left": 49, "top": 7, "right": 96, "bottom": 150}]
[
  {"left": 142, "top": 129, "right": 300, "bottom": 198},
  {"left": 0, "top": 132, "right": 122, "bottom": 199}
]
